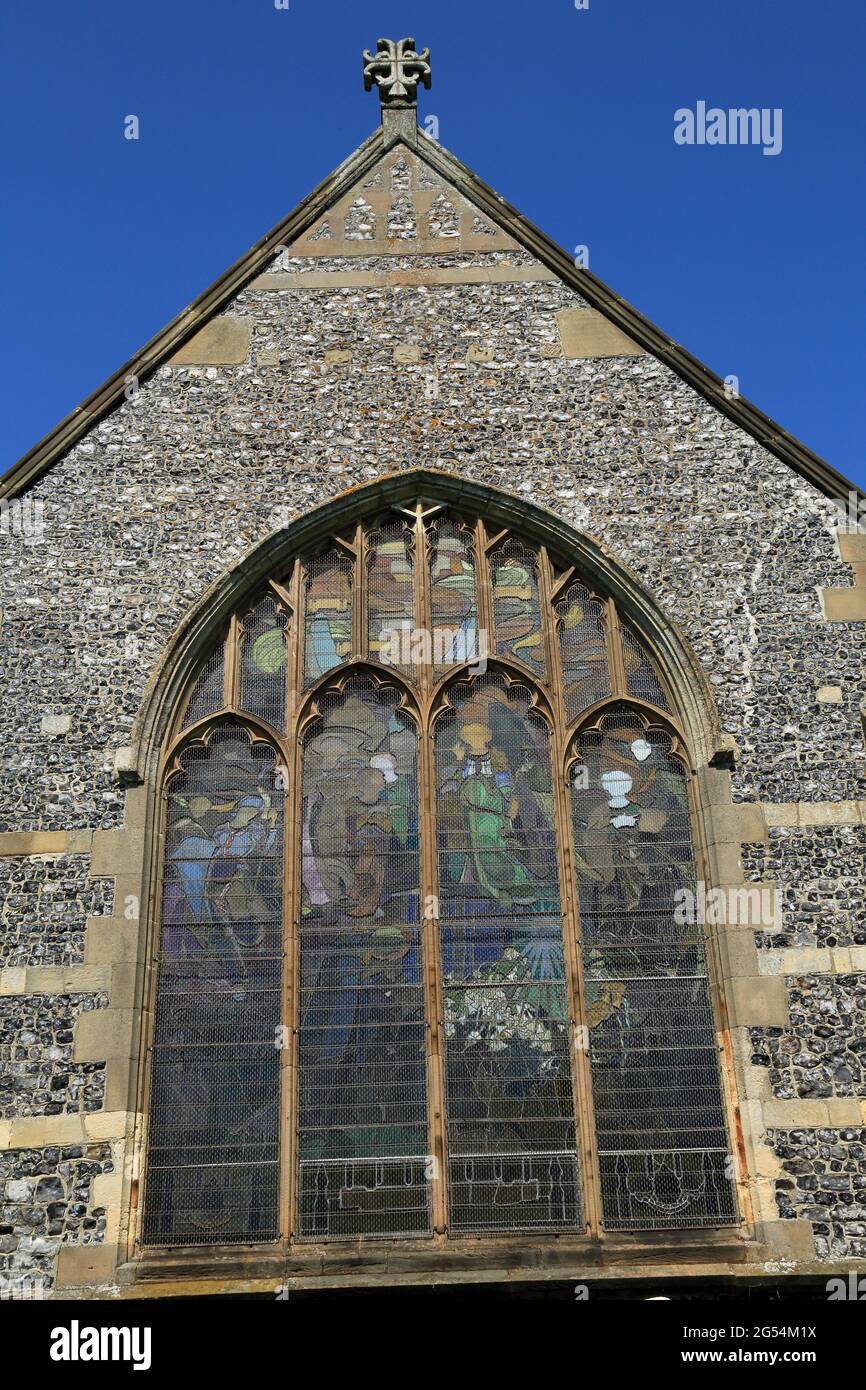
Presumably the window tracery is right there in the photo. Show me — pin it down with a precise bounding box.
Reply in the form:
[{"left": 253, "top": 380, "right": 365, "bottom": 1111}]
[{"left": 144, "top": 502, "right": 736, "bottom": 1245}]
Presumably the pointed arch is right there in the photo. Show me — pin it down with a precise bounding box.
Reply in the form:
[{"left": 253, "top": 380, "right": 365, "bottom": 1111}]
[
  {"left": 131, "top": 470, "right": 720, "bottom": 788},
  {"left": 132, "top": 470, "right": 738, "bottom": 1248}
]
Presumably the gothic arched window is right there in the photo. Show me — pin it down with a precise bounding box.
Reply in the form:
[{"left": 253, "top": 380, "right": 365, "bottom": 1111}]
[{"left": 142, "top": 504, "right": 737, "bottom": 1246}]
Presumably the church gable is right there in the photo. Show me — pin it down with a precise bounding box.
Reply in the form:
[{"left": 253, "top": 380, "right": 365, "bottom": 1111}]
[
  {"left": 2, "top": 33, "right": 866, "bottom": 1304},
  {"left": 1, "top": 53, "right": 852, "bottom": 501}
]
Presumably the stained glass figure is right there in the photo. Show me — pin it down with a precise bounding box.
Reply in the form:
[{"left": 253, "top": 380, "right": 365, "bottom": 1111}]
[
  {"left": 297, "top": 679, "right": 430, "bottom": 1238},
  {"left": 570, "top": 708, "right": 736, "bottom": 1229},
  {"left": 143, "top": 727, "right": 284, "bottom": 1245},
  {"left": 434, "top": 677, "right": 580, "bottom": 1231}
]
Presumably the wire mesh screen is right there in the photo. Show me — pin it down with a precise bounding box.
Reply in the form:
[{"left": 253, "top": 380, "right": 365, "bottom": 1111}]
[
  {"left": 142, "top": 727, "right": 284, "bottom": 1246},
  {"left": 435, "top": 677, "right": 581, "bottom": 1233},
  {"left": 491, "top": 540, "right": 545, "bottom": 676},
  {"left": 239, "top": 594, "right": 288, "bottom": 730},
  {"left": 570, "top": 708, "right": 736, "bottom": 1230},
  {"left": 297, "top": 679, "right": 431, "bottom": 1238},
  {"left": 366, "top": 519, "right": 416, "bottom": 676},
  {"left": 619, "top": 621, "right": 670, "bottom": 711},
  {"left": 181, "top": 642, "right": 225, "bottom": 728},
  {"left": 556, "top": 581, "right": 610, "bottom": 722},
  {"left": 152, "top": 504, "right": 741, "bottom": 1246},
  {"left": 428, "top": 517, "right": 479, "bottom": 676},
  {"left": 303, "top": 547, "right": 353, "bottom": 687}
]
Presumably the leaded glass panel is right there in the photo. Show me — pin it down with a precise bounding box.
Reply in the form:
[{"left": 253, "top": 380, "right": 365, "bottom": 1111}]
[
  {"left": 239, "top": 594, "right": 288, "bottom": 729},
  {"left": 304, "top": 547, "right": 353, "bottom": 687},
  {"left": 570, "top": 709, "right": 736, "bottom": 1229},
  {"left": 143, "top": 727, "right": 284, "bottom": 1245},
  {"left": 491, "top": 539, "right": 545, "bottom": 675},
  {"left": 434, "top": 676, "right": 580, "bottom": 1232},
  {"left": 428, "top": 517, "right": 478, "bottom": 675},
  {"left": 181, "top": 643, "right": 225, "bottom": 728},
  {"left": 366, "top": 519, "right": 415, "bottom": 674},
  {"left": 146, "top": 498, "right": 737, "bottom": 1249},
  {"left": 620, "top": 619, "right": 670, "bottom": 710},
  {"left": 556, "top": 580, "right": 610, "bottom": 721},
  {"left": 297, "top": 678, "right": 430, "bottom": 1238}
]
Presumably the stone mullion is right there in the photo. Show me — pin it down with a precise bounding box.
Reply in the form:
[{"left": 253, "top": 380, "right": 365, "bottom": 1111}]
[
  {"left": 605, "top": 598, "right": 628, "bottom": 696},
  {"left": 411, "top": 510, "right": 427, "bottom": 694},
  {"left": 283, "top": 560, "right": 301, "bottom": 729},
  {"left": 474, "top": 518, "right": 494, "bottom": 653},
  {"left": 280, "top": 558, "right": 303, "bottom": 1243},
  {"left": 414, "top": 514, "right": 449, "bottom": 1234},
  {"left": 538, "top": 546, "right": 602, "bottom": 1237},
  {"left": 280, "top": 704, "right": 303, "bottom": 1241},
  {"left": 418, "top": 711, "right": 448, "bottom": 1234},
  {"left": 223, "top": 614, "right": 242, "bottom": 710},
  {"left": 353, "top": 523, "right": 367, "bottom": 660}
]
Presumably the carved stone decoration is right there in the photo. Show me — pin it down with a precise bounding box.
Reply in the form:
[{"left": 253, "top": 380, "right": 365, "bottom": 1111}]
[{"left": 362, "top": 37, "right": 431, "bottom": 108}]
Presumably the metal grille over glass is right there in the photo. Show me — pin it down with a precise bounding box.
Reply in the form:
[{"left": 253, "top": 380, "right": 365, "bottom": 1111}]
[
  {"left": 428, "top": 517, "right": 478, "bottom": 675},
  {"left": 143, "top": 500, "right": 737, "bottom": 1246},
  {"left": 491, "top": 539, "right": 545, "bottom": 675},
  {"left": 435, "top": 676, "right": 580, "bottom": 1232},
  {"left": 143, "top": 728, "right": 283, "bottom": 1245},
  {"left": 556, "top": 580, "right": 610, "bottom": 721},
  {"left": 570, "top": 709, "right": 736, "bottom": 1229},
  {"left": 239, "top": 595, "right": 288, "bottom": 729},
  {"left": 181, "top": 642, "right": 225, "bottom": 728},
  {"left": 304, "top": 547, "right": 353, "bottom": 686},
  {"left": 297, "top": 678, "right": 430, "bottom": 1238}
]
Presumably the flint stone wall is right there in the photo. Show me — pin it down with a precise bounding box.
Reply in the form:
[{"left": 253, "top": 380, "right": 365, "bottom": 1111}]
[{"left": 1, "top": 194, "right": 863, "bottom": 1283}]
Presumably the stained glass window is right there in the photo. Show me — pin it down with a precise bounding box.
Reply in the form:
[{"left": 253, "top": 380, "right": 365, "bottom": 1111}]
[
  {"left": 144, "top": 728, "right": 283, "bottom": 1245},
  {"left": 297, "top": 678, "right": 429, "bottom": 1238},
  {"left": 570, "top": 709, "right": 736, "bottom": 1229},
  {"left": 304, "top": 546, "right": 353, "bottom": 686},
  {"left": 239, "top": 594, "right": 288, "bottom": 729},
  {"left": 143, "top": 500, "right": 737, "bottom": 1247},
  {"left": 435, "top": 676, "right": 580, "bottom": 1231},
  {"left": 492, "top": 539, "right": 545, "bottom": 675}
]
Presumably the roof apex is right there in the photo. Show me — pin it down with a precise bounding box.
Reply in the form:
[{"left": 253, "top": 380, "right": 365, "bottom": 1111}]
[{"left": 2, "top": 119, "right": 856, "bottom": 504}]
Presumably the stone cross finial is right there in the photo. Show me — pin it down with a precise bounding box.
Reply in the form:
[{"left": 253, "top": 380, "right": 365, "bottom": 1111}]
[{"left": 363, "top": 37, "right": 431, "bottom": 109}]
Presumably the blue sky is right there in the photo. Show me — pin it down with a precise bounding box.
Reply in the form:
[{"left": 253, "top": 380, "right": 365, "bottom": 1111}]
[{"left": 2, "top": 0, "right": 864, "bottom": 485}]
